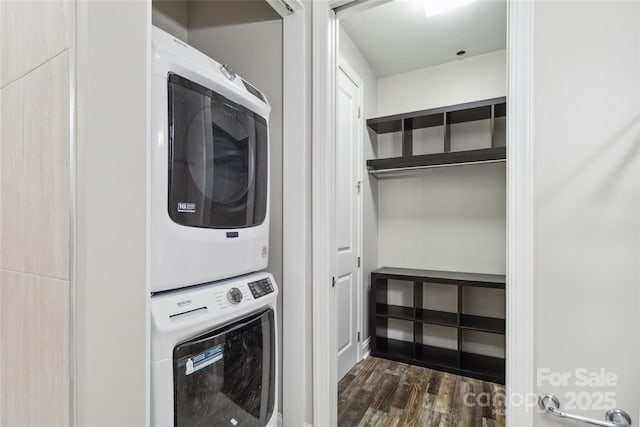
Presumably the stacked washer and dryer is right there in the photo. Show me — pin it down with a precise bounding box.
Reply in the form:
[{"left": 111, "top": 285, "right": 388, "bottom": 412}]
[{"left": 150, "top": 27, "right": 278, "bottom": 427}]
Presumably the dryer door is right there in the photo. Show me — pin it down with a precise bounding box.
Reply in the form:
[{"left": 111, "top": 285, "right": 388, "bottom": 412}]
[
  {"left": 173, "top": 308, "right": 275, "bottom": 427},
  {"left": 167, "top": 73, "right": 268, "bottom": 229}
]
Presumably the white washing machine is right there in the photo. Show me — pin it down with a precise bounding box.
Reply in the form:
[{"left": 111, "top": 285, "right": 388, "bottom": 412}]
[
  {"left": 151, "top": 271, "right": 278, "bottom": 427},
  {"left": 151, "top": 26, "right": 272, "bottom": 293}
]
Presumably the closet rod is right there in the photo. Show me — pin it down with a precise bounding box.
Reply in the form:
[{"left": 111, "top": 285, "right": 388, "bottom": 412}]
[{"left": 368, "top": 159, "right": 506, "bottom": 176}]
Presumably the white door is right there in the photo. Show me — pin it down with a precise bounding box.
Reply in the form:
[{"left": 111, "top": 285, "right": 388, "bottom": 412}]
[
  {"left": 335, "top": 64, "right": 362, "bottom": 381},
  {"left": 531, "top": 2, "right": 639, "bottom": 426}
]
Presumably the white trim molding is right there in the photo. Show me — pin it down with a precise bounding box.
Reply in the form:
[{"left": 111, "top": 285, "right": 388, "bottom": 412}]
[
  {"left": 361, "top": 337, "right": 371, "bottom": 360},
  {"left": 506, "top": 0, "right": 535, "bottom": 426},
  {"left": 311, "top": 1, "right": 338, "bottom": 426},
  {"left": 282, "top": 3, "right": 309, "bottom": 427}
]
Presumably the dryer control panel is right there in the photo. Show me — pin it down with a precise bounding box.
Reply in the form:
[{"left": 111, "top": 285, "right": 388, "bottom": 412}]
[{"left": 248, "top": 278, "right": 274, "bottom": 299}]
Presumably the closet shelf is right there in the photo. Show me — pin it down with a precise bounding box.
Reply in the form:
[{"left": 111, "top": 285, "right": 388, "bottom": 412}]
[
  {"left": 415, "top": 308, "right": 458, "bottom": 327},
  {"left": 366, "top": 96, "right": 507, "bottom": 175},
  {"left": 460, "top": 314, "right": 505, "bottom": 335},
  {"left": 367, "top": 147, "right": 506, "bottom": 174},
  {"left": 372, "top": 267, "right": 505, "bottom": 289},
  {"left": 367, "top": 97, "right": 506, "bottom": 134},
  {"left": 374, "top": 338, "right": 505, "bottom": 384}
]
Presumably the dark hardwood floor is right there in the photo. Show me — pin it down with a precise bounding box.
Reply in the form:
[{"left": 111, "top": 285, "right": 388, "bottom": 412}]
[{"left": 338, "top": 357, "right": 505, "bottom": 427}]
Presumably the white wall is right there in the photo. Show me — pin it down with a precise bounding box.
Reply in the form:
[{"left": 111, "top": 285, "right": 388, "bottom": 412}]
[
  {"left": 152, "top": 0, "right": 188, "bottom": 42},
  {"left": 377, "top": 164, "right": 506, "bottom": 275},
  {"left": 533, "top": 2, "right": 640, "bottom": 424},
  {"left": 339, "top": 27, "right": 378, "bottom": 343},
  {"left": 377, "top": 49, "right": 506, "bottom": 117},
  {"left": 75, "top": 1, "right": 149, "bottom": 425}
]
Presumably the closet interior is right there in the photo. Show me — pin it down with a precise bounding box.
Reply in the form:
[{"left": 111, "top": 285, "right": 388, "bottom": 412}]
[{"left": 337, "top": 0, "right": 508, "bottom": 389}]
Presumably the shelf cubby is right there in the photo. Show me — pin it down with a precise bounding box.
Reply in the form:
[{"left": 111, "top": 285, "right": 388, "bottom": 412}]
[
  {"left": 370, "top": 267, "right": 506, "bottom": 384},
  {"left": 460, "top": 314, "right": 505, "bottom": 335},
  {"left": 367, "top": 97, "right": 507, "bottom": 174},
  {"left": 415, "top": 308, "right": 457, "bottom": 327},
  {"left": 376, "top": 304, "right": 414, "bottom": 321}
]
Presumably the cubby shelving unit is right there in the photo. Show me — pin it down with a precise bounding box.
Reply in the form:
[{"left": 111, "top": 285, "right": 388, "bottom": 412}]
[
  {"left": 370, "top": 267, "right": 506, "bottom": 384},
  {"left": 366, "top": 97, "right": 507, "bottom": 174}
]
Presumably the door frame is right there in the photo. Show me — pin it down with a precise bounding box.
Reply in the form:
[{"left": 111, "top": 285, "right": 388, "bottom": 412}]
[
  {"left": 336, "top": 55, "right": 365, "bottom": 368},
  {"left": 311, "top": 1, "right": 339, "bottom": 425},
  {"left": 505, "top": 1, "right": 535, "bottom": 424},
  {"left": 272, "top": 1, "right": 309, "bottom": 427},
  {"left": 310, "top": 1, "right": 536, "bottom": 426}
]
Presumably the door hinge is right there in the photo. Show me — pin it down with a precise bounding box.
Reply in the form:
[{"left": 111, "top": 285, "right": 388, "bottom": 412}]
[
  {"left": 332, "top": 276, "right": 336, "bottom": 288},
  {"left": 358, "top": 107, "right": 361, "bottom": 119},
  {"left": 357, "top": 256, "right": 361, "bottom": 268},
  {"left": 357, "top": 331, "right": 361, "bottom": 342},
  {"left": 356, "top": 180, "right": 362, "bottom": 193}
]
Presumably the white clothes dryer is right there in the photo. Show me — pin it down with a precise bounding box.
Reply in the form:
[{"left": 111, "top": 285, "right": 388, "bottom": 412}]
[
  {"left": 151, "top": 26, "right": 272, "bottom": 293},
  {"left": 151, "top": 272, "right": 278, "bottom": 427}
]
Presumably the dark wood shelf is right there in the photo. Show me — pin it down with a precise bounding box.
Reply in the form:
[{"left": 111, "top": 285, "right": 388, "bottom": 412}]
[
  {"left": 374, "top": 337, "right": 414, "bottom": 360},
  {"left": 367, "top": 97, "right": 506, "bottom": 134},
  {"left": 375, "top": 304, "right": 414, "bottom": 321},
  {"left": 415, "top": 343, "right": 458, "bottom": 367},
  {"left": 371, "top": 268, "right": 505, "bottom": 384},
  {"left": 460, "top": 352, "right": 505, "bottom": 384},
  {"left": 370, "top": 339, "right": 504, "bottom": 384},
  {"left": 366, "top": 97, "right": 506, "bottom": 174},
  {"left": 372, "top": 267, "right": 505, "bottom": 289},
  {"left": 367, "top": 147, "right": 506, "bottom": 172},
  {"left": 415, "top": 308, "right": 457, "bottom": 327},
  {"left": 460, "top": 314, "right": 505, "bottom": 334}
]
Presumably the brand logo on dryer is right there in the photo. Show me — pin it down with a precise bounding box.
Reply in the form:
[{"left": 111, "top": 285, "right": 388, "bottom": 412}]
[
  {"left": 177, "top": 202, "right": 196, "bottom": 213},
  {"left": 177, "top": 299, "right": 192, "bottom": 308}
]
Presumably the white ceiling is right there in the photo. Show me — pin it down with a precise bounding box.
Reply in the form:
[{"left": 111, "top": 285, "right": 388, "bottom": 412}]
[{"left": 340, "top": 0, "right": 507, "bottom": 77}]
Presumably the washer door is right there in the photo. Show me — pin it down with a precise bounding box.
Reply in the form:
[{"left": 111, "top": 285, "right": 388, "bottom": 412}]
[
  {"left": 173, "top": 308, "right": 275, "bottom": 427},
  {"left": 167, "top": 73, "right": 268, "bottom": 229}
]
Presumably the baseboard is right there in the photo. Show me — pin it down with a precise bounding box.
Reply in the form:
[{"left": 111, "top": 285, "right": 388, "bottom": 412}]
[
  {"left": 277, "top": 412, "right": 313, "bottom": 427},
  {"left": 361, "top": 337, "right": 371, "bottom": 359}
]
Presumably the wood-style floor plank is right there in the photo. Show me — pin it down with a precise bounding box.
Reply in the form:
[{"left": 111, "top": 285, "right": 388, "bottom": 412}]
[{"left": 338, "top": 357, "right": 505, "bottom": 427}]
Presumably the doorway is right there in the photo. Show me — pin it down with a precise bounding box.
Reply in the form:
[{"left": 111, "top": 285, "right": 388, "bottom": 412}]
[{"left": 331, "top": 0, "right": 509, "bottom": 424}]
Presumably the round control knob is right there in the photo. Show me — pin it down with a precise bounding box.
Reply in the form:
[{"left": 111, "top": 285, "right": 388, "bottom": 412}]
[{"left": 227, "top": 287, "right": 243, "bottom": 305}]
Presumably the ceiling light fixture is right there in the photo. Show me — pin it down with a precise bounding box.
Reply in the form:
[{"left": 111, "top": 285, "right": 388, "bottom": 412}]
[{"left": 424, "top": 0, "right": 476, "bottom": 17}]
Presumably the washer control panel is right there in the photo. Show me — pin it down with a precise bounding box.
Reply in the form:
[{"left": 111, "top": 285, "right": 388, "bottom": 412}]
[{"left": 248, "top": 278, "right": 274, "bottom": 299}]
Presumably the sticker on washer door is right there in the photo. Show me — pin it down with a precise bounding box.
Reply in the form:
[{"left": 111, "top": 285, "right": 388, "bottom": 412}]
[
  {"left": 177, "top": 202, "right": 196, "bottom": 213},
  {"left": 184, "top": 344, "right": 223, "bottom": 375}
]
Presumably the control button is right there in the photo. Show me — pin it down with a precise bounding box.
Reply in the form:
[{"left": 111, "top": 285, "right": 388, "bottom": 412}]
[{"left": 227, "top": 287, "right": 243, "bottom": 304}]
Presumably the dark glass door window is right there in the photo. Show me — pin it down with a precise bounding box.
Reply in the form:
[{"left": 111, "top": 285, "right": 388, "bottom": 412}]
[
  {"left": 168, "top": 73, "right": 268, "bottom": 229},
  {"left": 173, "top": 308, "right": 275, "bottom": 427}
]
